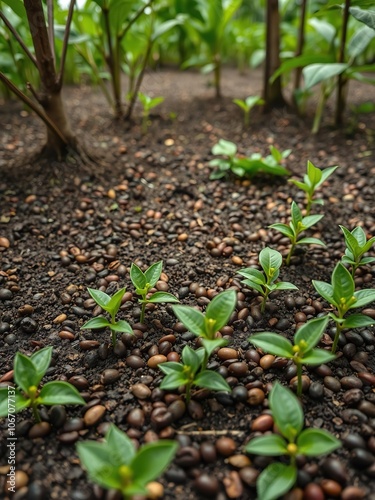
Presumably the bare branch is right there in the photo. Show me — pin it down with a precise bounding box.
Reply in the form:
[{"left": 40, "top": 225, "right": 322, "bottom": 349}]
[
  {"left": 57, "top": 0, "right": 76, "bottom": 88},
  {"left": 47, "top": 0, "right": 55, "bottom": 66},
  {"left": 118, "top": 0, "right": 154, "bottom": 41},
  {"left": 0, "top": 11, "right": 38, "bottom": 67},
  {"left": 0, "top": 72, "right": 68, "bottom": 145}
]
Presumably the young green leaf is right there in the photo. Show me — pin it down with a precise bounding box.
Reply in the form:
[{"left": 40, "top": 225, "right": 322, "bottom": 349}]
[
  {"left": 205, "top": 289, "right": 237, "bottom": 332},
  {"left": 38, "top": 381, "right": 86, "bottom": 406},
  {"left": 212, "top": 139, "right": 237, "bottom": 157},
  {"left": 81, "top": 317, "right": 112, "bottom": 330},
  {"left": 30, "top": 347, "right": 52, "bottom": 380},
  {"left": 259, "top": 247, "right": 282, "bottom": 277},
  {"left": 257, "top": 463, "right": 297, "bottom": 500},
  {"left": 0, "top": 388, "right": 30, "bottom": 417},
  {"left": 297, "top": 428, "right": 341, "bottom": 456},
  {"left": 14, "top": 353, "right": 39, "bottom": 394},
  {"left": 312, "top": 280, "right": 336, "bottom": 307},
  {"left": 342, "top": 313, "right": 374, "bottom": 328},
  {"left": 269, "top": 383, "right": 304, "bottom": 442},
  {"left": 201, "top": 338, "right": 228, "bottom": 358},
  {"left": 194, "top": 370, "right": 231, "bottom": 392},
  {"left": 159, "top": 371, "right": 187, "bottom": 390},
  {"left": 105, "top": 424, "right": 136, "bottom": 466},
  {"left": 87, "top": 288, "right": 111, "bottom": 309},
  {"left": 158, "top": 362, "right": 184, "bottom": 376},
  {"left": 245, "top": 434, "right": 288, "bottom": 456},
  {"left": 332, "top": 263, "right": 354, "bottom": 304},
  {"left": 130, "top": 263, "right": 147, "bottom": 289},
  {"left": 77, "top": 441, "right": 122, "bottom": 490},
  {"left": 172, "top": 305, "right": 206, "bottom": 337},
  {"left": 294, "top": 316, "right": 329, "bottom": 352},
  {"left": 106, "top": 288, "right": 126, "bottom": 315},
  {"left": 144, "top": 261, "right": 163, "bottom": 288},
  {"left": 108, "top": 320, "right": 133, "bottom": 333},
  {"left": 351, "top": 289, "right": 375, "bottom": 309},
  {"left": 181, "top": 346, "right": 201, "bottom": 374},
  {"left": 146, "top": 291, "right": 179, "bottom": 304},
  {"left": 302, "top": 349, "right": 336, "bottom": 365},
  {"left": 249, "top": 332, "right": 294, "bottom": 358},
  {"left": 130, "top": 440, "right": 178, "bottom": 485}
]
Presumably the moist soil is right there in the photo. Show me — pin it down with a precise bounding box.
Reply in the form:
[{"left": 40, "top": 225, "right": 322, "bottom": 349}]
[{"left": 0, "top": 68, "right": 375, "bottom": 500}]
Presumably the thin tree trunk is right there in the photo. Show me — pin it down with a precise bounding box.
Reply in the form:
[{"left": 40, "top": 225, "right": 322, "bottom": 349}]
[
  {"left": 23, "top": 0, "right": 76, "bottom": 157},
  {"left": 335, "top": 0, "right": 350, "bottom": 126},
  {"left": 263, "top": 0, "right": 286, "bottom": 110},
  {"left": 293, "top": 0, "right": 307, "bottom": 94}
]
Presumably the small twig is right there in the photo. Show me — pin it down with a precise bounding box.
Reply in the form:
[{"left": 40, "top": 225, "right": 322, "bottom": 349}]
[
  {"left": 176, "top": 429, "right": 246, "bottom": 436},
  {"left": 0, "top": 11, "right": 38, "bottom": 67},
  {"left": 118, "top": 0, "right": 154, "bottom": 41},
  {"left": 26, "top": 82, "right": 39, "bottom": 102},
  {"left": 57, "top": 0, "right": 76, "bottom": 88}
]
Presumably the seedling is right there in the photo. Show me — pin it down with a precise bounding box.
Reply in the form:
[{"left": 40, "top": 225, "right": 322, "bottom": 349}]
[
  {"left": 233, "top": 95, "right": 265, "bottom": 127},
  {"left": 138, "top": 92, "right": 164, "bottom": 134},
  {"left": 245, "top": 383, "right": 341, "bottom": 500},
  {"left": 313, "top": 262, "right": 375, "bottom": 353},
  {"left": 81, "top": 288, "right": 133, "bottom": 348},
  {"left": 159, "top": 345, "right": 230, "bottom": 403},
  {"left": 209, "top": 140, "right": 291, "bottom": 180},
  {"left": 77, "top": 424, "right": 178, "bottom": 499},
  {"left": 130, "top": 261, "right": 179, "bottom": 323},
  {"left": 0, "top": 347, "right": 85, "bottom": 423},
  {"left": 269, "top": 201, "right": 325, "bottom": 266},
  {"left": 340, "top": 225, "right": 375, "bottom": 278},
  {"left": 289, "top": 161, "right": 337, "bottom": 215},
  {"left": 172, "top": 289, "right": 237, "bottom": 369},
  {"left": 238, "top": 247, "right": 298, "bottom": 313},
  {"left": 249, "top": 316, "right": 335, "bottom": 396}
]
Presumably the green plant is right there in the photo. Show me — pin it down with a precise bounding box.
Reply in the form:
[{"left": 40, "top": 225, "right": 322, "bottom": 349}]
[
  {"left": 245, "top": 383, "right": 341, "bottom": 500},
  {"left": 77, "top": 424, "right": 178, "bottom": 499},
  {"left": 81, "top": 287, "right": 133, "bottom": 348},
  {"left": 249, "top": 316, "right": 335, "bottom": 396},
  {"left": 340, "top": 225, "right": 375, "bottom": 278},
  {"left": 238, "top": 247, "right": 298, "bottom": 314},
  {"left": 209, "top": 140, "right": 291, "bottom": 180},
  {"left": 269, "top": 201, "right": 325, "bottom": 266},
  {"left": 232, "top": 95, "right": 264, "bottom": 127},
  {"left": 313, "top": 262, "right": 375, "bottom": 353},
  {"left": 159, "top": 345, "right": 230, "bottom": 403},
  {"left": 0, "top": 346, "right": 85, "bottom": 422},
  {"left": 138, "top": 92, "right": 164, "bottom": 133},
  {"left": 289, "top": 161, "right": 338, "bottom": 215},
  {"left": 172, "top": 289, "right": 236, "bottom": 369},
  {"left": 130, "top": 260, "right": 179, "bottom": 323}
]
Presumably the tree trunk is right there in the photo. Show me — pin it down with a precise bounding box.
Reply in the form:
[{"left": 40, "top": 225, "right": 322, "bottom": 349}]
[
  {"left": 263, "top": 0, "right": 286, "bottom": 110},
  {"left": 335, "top": 0, "right": 350, "bottom": 126},
  {"left": 24, "top": 0, "right": 76, "bottom": 158},
  {"left": 293, "top": 0, "right": 307, "bottom": 94}
]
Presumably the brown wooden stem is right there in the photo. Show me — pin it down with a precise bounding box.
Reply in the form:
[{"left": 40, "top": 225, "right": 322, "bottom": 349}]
[
  {"left": 335, "top": 0, "right": 350, "bottom": 126},
  {"left": 57, "top": 0, "right": 76, "bottom": 88}
]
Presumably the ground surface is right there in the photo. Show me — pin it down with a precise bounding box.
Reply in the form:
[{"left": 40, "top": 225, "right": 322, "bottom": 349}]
[{"left": 0, "top": 68, "right": 375, "bottom": 500}]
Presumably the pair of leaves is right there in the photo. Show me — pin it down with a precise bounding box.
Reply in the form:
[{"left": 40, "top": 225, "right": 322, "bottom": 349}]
[
  {"left": 138, "top": 92, "right": 164, "bottom": 112},
  {"left": 172, "top": 289, "right": 236, "bottom": 340},
  {"left": 0, "top": 347, "right": 85, "bottom": 417},
  {"left": 270, "top": 201, "right": 325, "bottom": 247},
  {"left": 159, "top": 346, "right": 230, "bottom": 393},
  {"left": 233, "top": 95, "right": 264, "bottom": 112},
  {"left": 289, "top": 161, "right": 337, "bottom": 202},
  {"left": 340, "top": 225, "right": 375, "bottom": 268},
  {"left": 77, "top": 424, "right": 178, "bottom": 497},
  {"left": 313, "top": 262, "right": 375, "bottom": 313},
  {"left": 87, "top": 287, "right": 126, "bottom": 316},
  {"left": 130, "top": 261, "right": 179, "bottom": 304},
  {"left": 249, "top": 316, "right": 335, "bottom": 366}
]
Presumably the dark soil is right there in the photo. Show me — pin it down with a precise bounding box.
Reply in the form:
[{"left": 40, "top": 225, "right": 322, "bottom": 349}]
[{"left": 0, "top": 68, "right": 375, "bottom": 500}]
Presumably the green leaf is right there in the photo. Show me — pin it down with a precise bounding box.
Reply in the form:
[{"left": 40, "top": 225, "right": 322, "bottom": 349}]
[
  {"left": 0, "top": 388, "right": 30, "bottom": 417},
  {"left": 342, "top": 313, "right": 374, "bottom": 328},
  {"left": 312, "top": 280, "right": 336, "bottom": 307},
  {"left": 297, "top": 428, "right": 341, "bottom": 456},
  {"left": 105, "top": 424, "right": 136, "bottom": 466},
  {"left": 81, "top": 317, "right": 111, "bottom": 330},
  {"left": 38, "top": 381, "right": 86, "bottom": 406},
  {"left": 77, "top": 441, "right": 122, "bottom": 490},
  {"left": 158, "top": 362, "right": 184, "bottom": 375},
  {"left": 172, "top": 305, "right": 206, "bottom": 337},
  {"left": 319, "top": 165, "right": 338, "bottom": 185},
  {"left": 30, "top": 347, "right": 52, "bottom": 381},
  {"left": 245, "top": 434, "right": 288, "bottom": 456},
  {"left": 297, "top": 237, "right": 326, "bottom": 246},
  {"left": 159, "top": 371, "right": 188, "bottom": 390},
  {"left": 340, "top": 225, "right": 361, "bottom": 257},
  {"left": 348, "top": 26, "right": 375, "bottom": 59},
  {"left": 152, "top": 18, "right": 185, "bottom": 42},
  {"left": 301, "top": 214, "right": 324, "bottom": 229},
  {"left": 307, "top": 160, "right": 322, "bottom": 186},
  {"left": 212, "top": 139, "right": 237, "bottom": 157},
  {"left": 271, "top": 53, "right": 335, "bottom": 82},
  {"left": 205, "top": 290, "right": 237, "bottom": 333},
  {"left": 257, "top": 463, "right": 297, "bottom": 500},
  {"left": 107, "top": 288, "right": 126, "bottom": 315},
  {"left": 87, "top": 288, "right": 111, "bottom": 309},
  {"left": 259, "top": 247, "right": 282, "bottom": 278},
  {"left": 332, "top": 263, "right": 354, "bottom": 304},
  {"left": 349, "top": 6, "right": 375, "bottom": 30},
  {"left": 274, "top": 282, "right": 298, "bottom": 291},
  {"left": 144, "top": 261, "right": 163, "bottom": 288},
  {"left": 249, "top": 333, "right": 294, "bottom": 358},
  {"left": 291, "top": 201, "right": 303, "bottom": 226},
  {"left": 351, "top": 289, "right": 375, "bottom": 308},
  {"left": 130, "top": 263, "right": 146, "bottom": 290},
  {"left": 269, "top": 223, "right": 294, "bottom": 239},
  {"left": 109, "top": 320, "right": 133, "bottom": 333},
  {"left": 269, "top": 383, "right": 304, "bottom": 442},
  {"left": 1, "top": 0, "right": 27, "bottom": 19},
  {"left": 181, "top": 345, "right": 201, "bottom": 374},
  {"left": 131, "top": 441, "right": 178, "bottom": 486},
  {"left": 308, "top": 17, "right": 336, "bottom": 44},
  {"left": 294, "top": 316, "right": 329, "bottom": 352},
  {"left": 147, "top": 292, "right": 179, "bottom": 304},
  {"left": 302, "top": 349, "right": 336, "bottom": 365},
  {"left": 360, "top": 256, "right": 375, "bottom": 265},
  {"left": 233, "top": 99, "right": 248, "bottom": 111},
  {"left": 14, "top": 353, "right": 39, "bottom": 394},
  {"left": 241, "top": 279, "right": 264, "bottom": 294},
  {"left": 303, "top": 63, "right": 349, "bottom": 90},
  {"left": 238, "top": 268, "right": 265, "bottom": 284},
  {"left": 194, "top": 370, "right": 231, "bottom": 392}
]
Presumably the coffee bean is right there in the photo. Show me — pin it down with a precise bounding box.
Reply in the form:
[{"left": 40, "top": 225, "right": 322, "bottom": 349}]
[
  {"left": 309, "top": 382, "right": 324, "bottom": 399},
  {"left": 194, "top": 474, "right": 219, "bottom": 496},
  {"left": 102, "top": 369, "right": 120, "bottom": 385},
  {"left": 341, "top": 376, "right": 363, "bottom": 389},
  {"left": 358, "top": 401, "right": 375, "bottom": 417},
  {"left": 218, "top": 348, "right": 238, "bottom": 360},
  {"left": 324, "top": 376, "right": 341, "bottom": 392},
  {"left": 223, "top": 470, "right": 243, "bottom": 498},
  {"left": 321, "top": 458, "right": 347, "bottom": 484},
  {"left": 68, "top": 376, "right": 89, "bottom": 390},
  {"left": 251, "top": 414, "right": 273, "bottom": 432},
  {"left": 58, "top": 431, "right": 79, "bottom": 445},
  {"left": 247, "top": 388, "right": 265, "bottom": 405},
  {"left": 49, "top": 405, "right": 67, "bottom": 428},
  {"left": 227, "top": 454, "right": 251, "bottom": 468},
  {"left": 343, "top": 433, "right": 367, "bottom": 450},
  {"left": 200, "top": 442, "right": 217, "bottom": 463},
  {"left": 126, "top": 355, "right": 145, "bottom": 369},
  {"left": 320, "top": 479, "right": 342, "bottom": 497},
  {"left": 127, "top": 408, "right": 145, "bottom": 428},
  {"left": 304, "top": 483, "right": 324, "bottom": 500},
  {"left": 228, "top": 361, "right": 248, "bottom": 377},
  {"left": 342, "top": 409, "right": 368, "bottom": 424},
  {"left": 147, "top": 354, "right": 167, "bottom": 368},
  {"left": 216, "top": 437, "right": 236, "bottom": 457},
  {"left": 358, "top": 372, "right": 375, "bottom": 386},
  {"left": 232, "top": 385, "right": 248, "bottom": 403},
  {"left": 29, "top": 422, "right": 51, "bottom": 439},
  {"left": 0, "top": 288, "right": 12, "bottom": 301},
  {"left": 20, "top": 317, "right": 38, "bottom": 334},
  {"left": 84, "top": 405, "right": 106, "bottom": 426},
  {"left": 175, "top": 446, "right": 201, "bottom": 467},
  {"left": 187, "top": 400, "right": 204, "bottom": 420},
  {"left": 259, "top": 354, "right": 275, "bottom": 369},
  {"left": 239, "top": 467, "right": 259, "bottom": 486},
  {"left": 350, "top": 448, "right": 375, "bottom": 468},
  {"left": 169, "top": 399, "right": 186, "bottom": 421},
  {"left": 341, "top": 486, "right": 366, "bottom": 499},
  {"left": 131, "top": 383, "right": 151, "bottom": 399},
  {"left": 343, "top": 389, "right": 364, "bottom": 405},
  {"left": 151, "top": 407, "right": 173, "bottom": 429}
]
